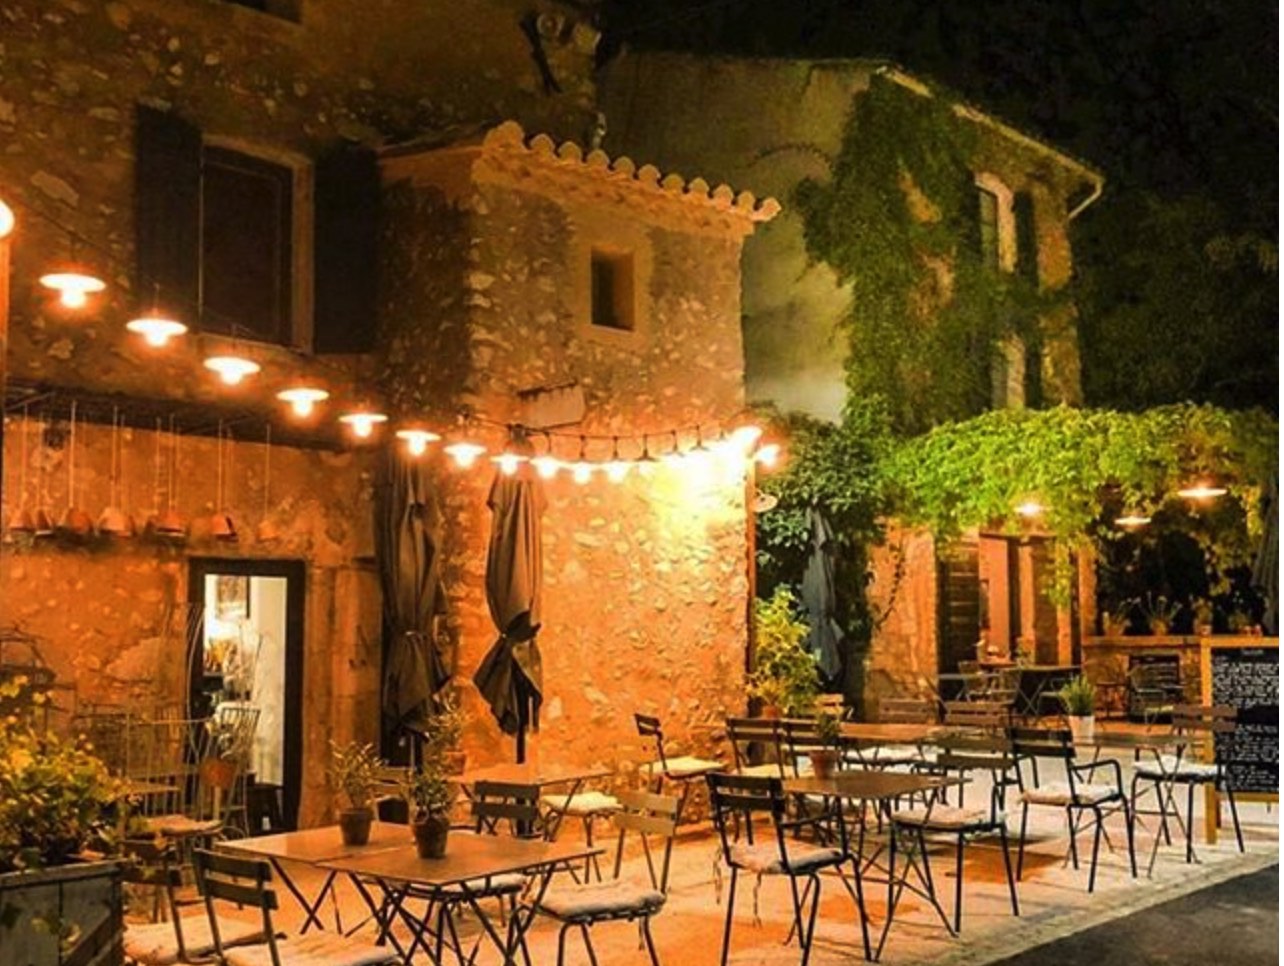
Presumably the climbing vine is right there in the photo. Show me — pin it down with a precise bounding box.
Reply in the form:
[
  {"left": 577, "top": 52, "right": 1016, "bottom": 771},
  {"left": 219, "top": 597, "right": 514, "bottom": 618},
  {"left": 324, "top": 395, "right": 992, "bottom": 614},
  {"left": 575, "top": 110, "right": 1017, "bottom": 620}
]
[{"left": 795, "top": 73, "right": 1053, "bottom": 434}]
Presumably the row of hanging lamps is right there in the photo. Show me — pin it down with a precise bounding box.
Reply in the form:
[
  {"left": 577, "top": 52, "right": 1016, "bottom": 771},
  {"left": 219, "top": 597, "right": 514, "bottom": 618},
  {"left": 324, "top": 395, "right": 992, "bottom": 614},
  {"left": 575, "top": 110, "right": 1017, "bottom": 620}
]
[
  {"left": 277, "top": 385, "right": 329, "bottom": 418},
  {"left": 492, "top": 432, "right": 529, "bottom": 476},
  {"left": 205, "top": 353, "right": 261, "bottom": 385},
  {"left": 396, "top": 427, "right": 439, "bottom": 457},
  {"left": 531, "top": 435, "right": 559, "bottom": 480},
  {"left": 605, "top": 436, "right": 630, "bottom": 483}
]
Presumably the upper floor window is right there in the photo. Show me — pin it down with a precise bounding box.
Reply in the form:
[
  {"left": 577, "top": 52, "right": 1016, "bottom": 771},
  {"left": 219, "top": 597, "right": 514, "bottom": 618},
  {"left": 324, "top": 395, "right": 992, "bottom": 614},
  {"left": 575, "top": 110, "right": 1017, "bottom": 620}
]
[
  {"left": 973, "top": 173, "right": 1017, "bottom": 274},
  {"left": 590, "top": 248, "right": 635, "bottom": 332},
  {"left": 978, "top": 187, "right": 1001, "bottom": 272}
]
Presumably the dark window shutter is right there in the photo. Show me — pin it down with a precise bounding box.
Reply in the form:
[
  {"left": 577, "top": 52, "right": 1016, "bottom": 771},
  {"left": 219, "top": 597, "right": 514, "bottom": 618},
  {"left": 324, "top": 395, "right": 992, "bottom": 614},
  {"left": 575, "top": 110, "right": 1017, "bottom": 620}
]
[
  {"left": 135, "top": 105, "right": 201, "bottom": 315},
  {"left": 936, "top": 538, "right": 981, "bottom": 674},
  {"left": 313, "top": 145, "right": 380, "bottom": 353},
  {"left": 1014, "top": 191, "right": 1039, "bottom": 285}
]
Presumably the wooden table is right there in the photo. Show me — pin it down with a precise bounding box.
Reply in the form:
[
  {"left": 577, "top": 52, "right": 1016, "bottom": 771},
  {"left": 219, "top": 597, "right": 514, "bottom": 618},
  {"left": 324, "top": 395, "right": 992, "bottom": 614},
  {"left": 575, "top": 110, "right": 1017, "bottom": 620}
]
[
  {"left": 219, "top": 822, "right": 409, "bottom": 932},
  {"left": 321, "top": 832, "right": 600, "bottom": 964}
]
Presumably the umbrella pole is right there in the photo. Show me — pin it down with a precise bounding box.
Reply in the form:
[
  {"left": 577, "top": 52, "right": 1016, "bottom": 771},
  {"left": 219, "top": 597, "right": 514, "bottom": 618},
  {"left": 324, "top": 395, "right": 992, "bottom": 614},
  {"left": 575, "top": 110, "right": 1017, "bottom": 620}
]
[{"left": 516, "top": 727, "right": 526, "bottom": 764}]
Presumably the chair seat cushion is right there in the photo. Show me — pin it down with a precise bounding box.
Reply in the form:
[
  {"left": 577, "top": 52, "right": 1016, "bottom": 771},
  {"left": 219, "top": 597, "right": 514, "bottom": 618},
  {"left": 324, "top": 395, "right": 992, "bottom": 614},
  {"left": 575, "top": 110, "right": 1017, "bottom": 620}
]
[
  {"left": 1021, "top": 781, "right": 1118, "bottom": 806},
  {"left": 439, "top": 872, "right": 527, "bottom": 895},
  {"left": 1135, "top": 755, "right": 1219, "bottom": 781},
  {"left": 639, "top": 756, "right": 722, "bottom": 778},
  {"left": 540, "top": 791, "right": 621, "bottom": 816},
  {"left": 891, "top": 805, "right": 998, "bottom": 830},
  {"left": 124, "top": 916, "right": 265, "bottom": 964},
  {"left": 735, "top": 763, "right": 789, "bottom": 779},
  {"left": 729, "top": 840, "right": 843, "bottom": 875},
  {"left": 226, "top": 933, "right": 397, "bottom": 966},
  {"left": 141, "top": 815, "right": 224, "bottom": 838},
  {"left": 535, "top": 880, "right": 666, "bottom": 920},
  {"left": 866, "top": 745, "right": 923, "bottom": 765}
]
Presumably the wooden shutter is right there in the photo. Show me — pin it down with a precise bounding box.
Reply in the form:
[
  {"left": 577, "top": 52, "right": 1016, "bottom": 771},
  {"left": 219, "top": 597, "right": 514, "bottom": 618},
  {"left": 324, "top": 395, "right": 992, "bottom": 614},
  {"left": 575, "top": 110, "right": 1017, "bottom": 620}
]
[
  {"left": 135, "top": 105, "right": 201, "bottom": 314},
  {"left": 313, "top": 144, "right": 380, "bottom": 353},
  {"left": 936, "top": 538, "right": 981, "bottom": 674},
  {"left": 1014, "top": 191, "right": 1039, "bottom": 285}
]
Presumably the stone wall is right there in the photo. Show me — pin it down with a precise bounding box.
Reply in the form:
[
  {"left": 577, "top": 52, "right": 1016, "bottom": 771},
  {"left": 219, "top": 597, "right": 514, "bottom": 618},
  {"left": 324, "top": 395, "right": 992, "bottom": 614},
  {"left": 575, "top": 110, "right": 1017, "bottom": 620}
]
[
  {"left": 863, "top": 526, "right": 939, "bottom": 714},
  {"left": 0, "top": 418, "right": 379, "bottom": 825},
  {"left": 378, "top": 131, "right": 765, "bottom": 782}
]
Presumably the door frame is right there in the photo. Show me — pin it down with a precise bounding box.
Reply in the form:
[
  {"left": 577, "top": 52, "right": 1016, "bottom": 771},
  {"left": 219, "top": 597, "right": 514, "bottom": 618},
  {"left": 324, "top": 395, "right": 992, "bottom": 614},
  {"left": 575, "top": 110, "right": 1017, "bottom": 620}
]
[{"left": 188, "top": 557, "right": 306, "bottom": 830}]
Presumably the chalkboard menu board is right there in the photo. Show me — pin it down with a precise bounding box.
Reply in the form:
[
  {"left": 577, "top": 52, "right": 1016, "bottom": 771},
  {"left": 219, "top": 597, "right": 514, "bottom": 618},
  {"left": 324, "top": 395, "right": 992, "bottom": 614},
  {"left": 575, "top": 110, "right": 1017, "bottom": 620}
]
[{"left": 1207, "top": 644, "right": 1278, "bottom": 794}]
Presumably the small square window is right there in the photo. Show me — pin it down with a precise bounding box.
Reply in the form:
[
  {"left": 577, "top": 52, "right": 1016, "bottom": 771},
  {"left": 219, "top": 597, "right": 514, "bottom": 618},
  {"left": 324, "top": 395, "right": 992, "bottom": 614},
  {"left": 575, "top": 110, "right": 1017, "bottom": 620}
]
[{"left": 590, "top": 249, "right": 635, "bottom": 332}]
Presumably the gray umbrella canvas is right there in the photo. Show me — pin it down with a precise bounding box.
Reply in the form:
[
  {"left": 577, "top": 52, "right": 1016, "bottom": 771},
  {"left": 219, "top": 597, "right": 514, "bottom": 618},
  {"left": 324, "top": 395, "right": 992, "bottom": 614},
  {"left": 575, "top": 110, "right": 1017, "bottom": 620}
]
[
  {"left": 376, "top": 449, "right": 449, "bottom": 740},
  {"left": 474, "top": 461, "right": 546, "bottom": 761}
]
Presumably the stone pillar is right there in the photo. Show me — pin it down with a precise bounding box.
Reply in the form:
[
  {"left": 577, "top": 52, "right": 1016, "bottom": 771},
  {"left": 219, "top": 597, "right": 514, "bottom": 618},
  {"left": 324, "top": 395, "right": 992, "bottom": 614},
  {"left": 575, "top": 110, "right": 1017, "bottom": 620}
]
[{"left": 0, "top": 201, "right": 11, "bottom": 510}]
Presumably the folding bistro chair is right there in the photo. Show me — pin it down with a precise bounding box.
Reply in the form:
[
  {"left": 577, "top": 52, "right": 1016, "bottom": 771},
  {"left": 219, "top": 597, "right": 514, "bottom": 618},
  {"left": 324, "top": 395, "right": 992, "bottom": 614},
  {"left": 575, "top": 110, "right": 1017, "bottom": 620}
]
[
  {"left": 1009, "top": 727, "right": 1137, "bottom": 892},
  {"left": 1131, "top": 704, "right": 1245, "bottom": 862},
  {"left": 192, "top": 849, "right": 398, "bottom": 966},
  {"left": 939, "top": 701, "right": 1024, "bottom": 814},
  {"left": 705, "top": 774, "right": 855, "bottom": 966},
  {"left": 725, "top": 716, "right": 789, "bottom": 777},
  {"left": 635, "top": 713, "right": 721, "bottom": 820},
  {"left": 859, "top": 698, "right": 937, "bottom": 770},
  {"left": 528, "top": 790, "right": 680, "bottom": 966}
]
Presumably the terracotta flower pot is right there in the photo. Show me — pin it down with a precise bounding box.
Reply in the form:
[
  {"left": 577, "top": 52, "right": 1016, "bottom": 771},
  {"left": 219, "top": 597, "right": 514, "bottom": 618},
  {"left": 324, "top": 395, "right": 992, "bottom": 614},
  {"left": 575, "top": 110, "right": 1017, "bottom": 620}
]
[
  {"left": 412, "top": 815, "right": 450, "bottom": 859},
  {"left": 809, "top": 750, "right": 838, "bottom": 779},
  {"left": 443, "top": 750, "right": 467, "bottom": 776},
  {"left": 338, "top": 807, "right": 373, "bottom": 846},
  {"left": 760, "top": 705, "right": 782, "bottom": 720}
]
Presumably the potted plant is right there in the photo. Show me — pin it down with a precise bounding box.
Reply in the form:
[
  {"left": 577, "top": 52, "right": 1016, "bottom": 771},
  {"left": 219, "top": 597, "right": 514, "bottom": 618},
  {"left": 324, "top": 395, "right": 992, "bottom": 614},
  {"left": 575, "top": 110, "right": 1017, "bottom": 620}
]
[
  {"left": 402, "top": 759, "right": 455, "bottom": 859},
  {"left": 748, "top": 587, "right": 818, "bottom": 718},
  {"left": 421, "top": 694, "right": 468, "bottom": 776},
  {"left": 1138, "top": 594, "right": 1180, "bottom": 636},
  {"left": 329, "top": 741, "right": 382, "bottom": 846},
  {"left": 1, "top": 676, "right": 124, "bottom": 965},
  {"left": 810, "top": 710, "right": 842, "bottom": 779},
  {"left": 1100, "top": 601, "right": 1132, "bottom": 638},
  {"left": 1192, "top": 598, "right": 1215, "bottom": 637},
  {"left": 1058, "top": 675, "right": 1097, "bottom": 741}
]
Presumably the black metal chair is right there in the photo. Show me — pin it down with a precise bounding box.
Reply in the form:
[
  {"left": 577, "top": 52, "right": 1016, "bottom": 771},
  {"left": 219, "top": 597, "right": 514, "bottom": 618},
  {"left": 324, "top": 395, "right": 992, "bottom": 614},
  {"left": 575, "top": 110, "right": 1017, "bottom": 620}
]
[
  {"left": 1009, "top": 727, "right": 1137, "bottom": 893},
  {"left": 725, "top": 715, "right": 789, "bottom": 778},
  {"left": 705, "top": 773, "right": 859, "bottom": 966},
  {"left": 635, "top": 712, "right": 721, "bottom": 820}
]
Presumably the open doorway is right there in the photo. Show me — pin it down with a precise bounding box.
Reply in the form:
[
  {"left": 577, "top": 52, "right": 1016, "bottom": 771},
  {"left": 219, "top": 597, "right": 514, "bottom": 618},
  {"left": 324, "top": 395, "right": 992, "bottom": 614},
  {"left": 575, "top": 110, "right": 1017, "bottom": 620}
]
[{"left": 188, "top": 558, "right": 305, "bottom": 830}]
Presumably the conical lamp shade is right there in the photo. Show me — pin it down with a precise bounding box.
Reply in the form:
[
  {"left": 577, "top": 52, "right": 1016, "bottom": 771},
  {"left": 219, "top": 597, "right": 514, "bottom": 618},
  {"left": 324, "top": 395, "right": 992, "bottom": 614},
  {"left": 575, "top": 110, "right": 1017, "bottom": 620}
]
[
  {"left": 7, "top": 507, "right": 35, "bottom": 534},
  {"left": 154, "top": 508, "right": 187, "bottom": 539},
  {"left": 209, "top": 512, "right": 238, "bottom": 542},
  {"left": 59, "top": 506, "right": 93, "bottom": 536},
  {"left": 97, "top": 505, "right": 131, "bottom": 537}
]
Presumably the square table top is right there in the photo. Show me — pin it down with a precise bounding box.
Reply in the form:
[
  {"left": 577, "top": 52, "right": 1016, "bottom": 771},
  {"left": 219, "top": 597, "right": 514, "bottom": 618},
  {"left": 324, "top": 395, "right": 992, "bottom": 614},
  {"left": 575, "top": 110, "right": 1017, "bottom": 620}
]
[
  {"left": 457, "top": 761, "right": 612, "bottom": 789},
  {"left": 218, "top": 822, "right": 410, "bottom": 864},
  {"left": 784, "top": 769, "right": 962, "bottom": 801},
  {"left": 838, "top": 722, "right": 946, "bottom": 745},
  {"left": 318, "top": 832, "right": 601, "bottom": 888}
]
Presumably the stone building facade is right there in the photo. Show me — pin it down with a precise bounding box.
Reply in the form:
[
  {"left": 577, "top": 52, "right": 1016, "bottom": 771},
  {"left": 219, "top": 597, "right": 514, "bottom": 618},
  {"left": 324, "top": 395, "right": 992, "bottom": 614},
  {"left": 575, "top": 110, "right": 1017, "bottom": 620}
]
[{"left": 0, "top": 2, "right": 773, "bottom": 821}]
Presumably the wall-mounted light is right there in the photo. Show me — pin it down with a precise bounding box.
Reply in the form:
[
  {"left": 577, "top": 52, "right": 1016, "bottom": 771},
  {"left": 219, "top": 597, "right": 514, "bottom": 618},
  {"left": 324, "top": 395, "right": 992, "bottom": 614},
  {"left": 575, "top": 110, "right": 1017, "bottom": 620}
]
[
  {"left": 531, "top": 454, "right": 560, "bottom": 479},
  {"left": 339, "top": 410, "right": 388, "bottom": 439},
  {"left": 1115, "top": 513, "right": 1152, "bottom": 529},
  {"left": 40, "top": 264, "right": 106, "bottom": 309},
  {"left": 204, "top": 355, "right": 261, "bottom": 385},
  {"left": 277, "top": 386, "right": 330, "bottom": 418},
  {"left": 0, "top": 201, "right": 15, "bottom": 238},
  {"left": 492, "top": 446, "right": 528, "bottom": 476},
  {"left": 1015, "top": 500, "right": 1044, "bottom": 519},
  {"left": 753, "top": 442, "right": 780, "bottom": 468},
  {"left": 605, "top": 436, "right": 630, "bottom": 483},
  {"left": 396, "top": 428, "right": 440, "bottom": 457},
  {"left": 571, "top": 436, "right": 593, "bottom": 484},
  {"left": 126, "top": 315, "right": 188, "bottom": 347}
]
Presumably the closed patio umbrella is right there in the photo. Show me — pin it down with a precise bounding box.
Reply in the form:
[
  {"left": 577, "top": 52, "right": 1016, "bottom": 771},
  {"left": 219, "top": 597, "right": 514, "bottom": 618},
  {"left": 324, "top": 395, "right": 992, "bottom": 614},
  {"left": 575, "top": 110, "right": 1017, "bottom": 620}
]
[
  {"left": 801, "top": 508, "right": 845, "bottom": 682},
  {"left": 1252, "top": 473, "right": 1278, "bottom": 635},
  {"left": 474, "top": 457, "right": 546, "bottom": 762},
  {"left": 376, "top": 448, "right": 449, "bottom": 747}
]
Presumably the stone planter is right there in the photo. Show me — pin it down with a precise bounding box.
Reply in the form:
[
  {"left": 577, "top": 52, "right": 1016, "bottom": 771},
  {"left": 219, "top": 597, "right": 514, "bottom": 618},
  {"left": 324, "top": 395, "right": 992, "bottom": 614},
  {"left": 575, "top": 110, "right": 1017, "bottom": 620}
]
[
  {"left": 0, "top": 860, "right": 122, "bottom": 966},
  {"left": 338, "top": 807, "right": 373, "bottom": 846},
  {"left": 412, "top": 816, "right": 450, "bottom": 859},
  {"left": 1066, "top": 714, "right": 1095, "bottom": 743}
]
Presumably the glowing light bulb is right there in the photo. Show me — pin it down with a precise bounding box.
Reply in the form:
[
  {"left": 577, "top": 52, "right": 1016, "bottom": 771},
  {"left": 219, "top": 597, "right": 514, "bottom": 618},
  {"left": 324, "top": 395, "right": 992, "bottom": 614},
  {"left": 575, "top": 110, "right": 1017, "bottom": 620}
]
[
  {"left": 1115, "top": 513, "right": 1152, "bottom": 529},
  {"left": 1015, "top": 500, "right": 1043, "bottom": 519},
  {"left": 339, "top": 411, "right": 388, "bottom": 439},
  {"left": 126, "top": 315, "right": 187, "bottom": 347},
  {"left": 277, "top": 387, "right": 330, "bottom": 418},
  {"left": 40, "top": 270, "right": 106, "bottom": 310},
  {"left": 730, "top": 425, "right": 763, "bottom": 452},
  {"left": 396, "top": 428, "right": 440, "bottom": 457},
  {"left": 1177, "top": 481, "right": 1227, "bottom": 501},
  {"left": 753, "top": 443, "right": 780, "bottom": 468},
  {"left": 531, "top": 455, "right": 560, "bottom": 479},
  {"left": 492, "top": 451, "right": 527, "bottom": 476},
  {"left": 204, "top": 355, "right": 261, "bottom": 385},
  {"left": 606, "top": 460, "right": 631, "bottom": 483},
  {"left": 444, "top": 441, "right": 486, "bottom": 468},
  {"left": 0, "top": 201, "right": 14, "bottom": 238},
  {"left": 572, "top": 461, "right": 593, "bottom": 485}
]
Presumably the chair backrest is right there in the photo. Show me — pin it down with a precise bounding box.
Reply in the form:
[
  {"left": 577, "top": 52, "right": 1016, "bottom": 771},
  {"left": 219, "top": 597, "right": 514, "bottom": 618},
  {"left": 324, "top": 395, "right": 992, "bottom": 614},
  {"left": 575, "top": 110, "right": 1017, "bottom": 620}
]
[
  {"left": 725, "top": 716, "right": 784, "bottom": 772},
  {"left": 943, "top": 700, "right": 1011, "bottom": 731},
  {"left": 472, "top": 780, "right": 541, "bottom": 836},
  {"left": 705, "top": 773, "right": 787, "bottom": 861},
  {"left": 814, "top": 693, "right": 851, "bottom": 720},
  {"left": 958, "top": 660, "right": 980, "bottom": 675},
  {"left": 122, "top": 839, "right": 189, "bottom": 959},
  {"left": 1173, "top": 704, "right": 1235, "bottom": 760},
  {"left": 1008, "top": 727, "right": 1075, "bottom": 762},
  {"left": 778, "top": 718, "right": 833, "bottom": 773},
  {"left": 879, "top": 697, "right": 937, "bottom": 723},
  {"left": 193, "top": 848, "right": 280, "bottom": 966},
  {"left": 935, "top": 732, "right": 1016, "bottom": 773},
  {"left": 634, "top": 712, "right": 667, "bottom": 768},
  {"left": 611, "top": 789, "right": 680, "bottom": 892}
]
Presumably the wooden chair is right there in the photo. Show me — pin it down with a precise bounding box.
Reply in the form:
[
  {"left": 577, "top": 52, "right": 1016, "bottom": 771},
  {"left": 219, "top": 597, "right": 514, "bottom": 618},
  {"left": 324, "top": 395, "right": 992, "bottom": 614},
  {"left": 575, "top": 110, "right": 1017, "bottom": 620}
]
[
  {"left": 122, "top": 839, "right": 266, "bottom": 965},
  {"left": 1009, "top": 727, "right": 1137, "bottom": 893},
  {"left": 705, "top": 774, "right": 855, "bottom": 966},
  {"left": 940, "top": 701, "right": 1024, "bottom": 813},
  {"left": 528, "top": 790, "right": 680, "bottom": 966},
  {"left": 1131, "top": 704, "right": 1245, "bottom": 861},
  {"left": 858, "top": 698, "right": 937, "bottom": 770},
  {"left": 725, "top": 716, "right": 788, "bottom": 777},
  {"left": 634, "top": 713, "right": 722, "bottom": 819},
  {"left": 192, "top": 849, "right": 398, "bottom": 966}
]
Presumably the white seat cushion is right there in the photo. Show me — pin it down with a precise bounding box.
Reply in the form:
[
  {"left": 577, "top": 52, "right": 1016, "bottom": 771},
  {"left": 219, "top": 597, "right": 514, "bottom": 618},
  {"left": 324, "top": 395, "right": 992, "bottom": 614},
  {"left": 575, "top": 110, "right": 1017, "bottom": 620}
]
[
  {"left": 891, "top": 805, "right": 998, "bottom": 830},
  {"left": 639, "top": 756, "right": 722, "bottom": 778},
  {"left": 439, "top": 872, "right": 527, "bottom": 895},
  {"left": 729, "top": 840, "right": 843, "bottom": 874},
  {"left": 540, "top": 791, "right": 621, "bottom": 816},
  {"left": 226, "top": 932, "right": 397, "bottom": 966},
  {"left": 535, "top": 880, "right": 666, "bottom": 920},
  {"left": 124, "top": 916, "right": 265, "bottom": 964},
  {"left": 141, "top": 815, "right": 224, "bottom": 838},
  {"left": 865, "top": 745, "right": 922, "bottom": 765},
  {"left": 1021, "top": 781, "right": 1118, "bottom": 806},
  {"left": 735, "top": 763, "right": 788, "bottom": 778},
  {"left": 1135, "top": 755, "right": 1219, "bottom": 781}
]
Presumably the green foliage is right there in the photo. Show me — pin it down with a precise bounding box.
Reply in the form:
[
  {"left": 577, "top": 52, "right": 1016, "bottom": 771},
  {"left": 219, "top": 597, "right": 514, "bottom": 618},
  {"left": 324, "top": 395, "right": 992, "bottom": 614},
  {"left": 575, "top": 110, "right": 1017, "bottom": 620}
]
[
  {"left": 328, "top": 740, "right": 383, "bottom": 811},
  {"left": 813, "top": 709, "right": 842, "bottom": 744},
  {"left": 749, "top": 587, "right": 820, "bottom": 715},
  {"left": 401, "top": 764, "right": 454, "bottom": 820},
  {"left": 0, "top": 680, "right": 122, "bottom": 872},
  {"left": 420, "top": 694, "right": 467, "bottom": 761},
  {"left": 1057, "top": 675, "right": 1096, "bottom": 716},
  {"left": 795, "top": 74, "right": 1050, "bottom": 433}
]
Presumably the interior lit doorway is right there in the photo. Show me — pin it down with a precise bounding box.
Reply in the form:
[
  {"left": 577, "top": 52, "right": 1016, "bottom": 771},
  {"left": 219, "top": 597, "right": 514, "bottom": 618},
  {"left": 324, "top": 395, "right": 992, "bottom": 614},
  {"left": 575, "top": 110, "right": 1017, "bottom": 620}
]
[{"left": 188, "top": 558, "right": 305, "bottom": 830}]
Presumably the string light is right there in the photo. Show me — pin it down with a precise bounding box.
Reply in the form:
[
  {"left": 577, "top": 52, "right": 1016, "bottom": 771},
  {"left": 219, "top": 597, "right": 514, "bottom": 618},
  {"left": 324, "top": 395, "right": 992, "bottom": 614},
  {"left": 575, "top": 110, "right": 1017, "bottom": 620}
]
[
  {"left": 1177, "top": 481, "right": 1227, "bottom": 501},
  {"left": 204, "top": 355, "right": 261, "bottom": 385},
  {"left": 571, "top": 437, "right": 593, "bottom": 485},
  {"left": 531, "top": 436, "right": 560, "bottom": 480},
  {"left": 636, "top": 436, "right": 658, "bottom": 478},
  {"left": 276, "top": 386, "right": 330, "bottom": 418},
  {"left": 339, "top": 410, "right": 388, "bottom": 439},
  {"left": 753, "top": 442, "right": 780, "bottom": 468},
  {"left": 1015, "top": 500, "right": 1044, "bottom": 518},
  {"left": 0, "top": 201, "right": 15, "bottom": 238},
  {"left": 444, "top": 440, "right": 486, "bottom": 468},
  {"left": 396, "top": 428, "right": 440, "bottom": 457},
  {"left": 605, "top": 436, "right": 630, "bottom": 483}
]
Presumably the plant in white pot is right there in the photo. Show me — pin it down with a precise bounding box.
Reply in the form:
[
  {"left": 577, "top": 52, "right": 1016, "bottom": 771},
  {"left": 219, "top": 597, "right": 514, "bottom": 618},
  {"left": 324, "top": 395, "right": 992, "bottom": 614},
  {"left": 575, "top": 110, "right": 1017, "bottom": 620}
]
[
  {"left": 1058, "top": 676, "right": 1097, "bottom": 741},
  {"left": 328, "top": 741, "right": 382, "bottom": 846}
]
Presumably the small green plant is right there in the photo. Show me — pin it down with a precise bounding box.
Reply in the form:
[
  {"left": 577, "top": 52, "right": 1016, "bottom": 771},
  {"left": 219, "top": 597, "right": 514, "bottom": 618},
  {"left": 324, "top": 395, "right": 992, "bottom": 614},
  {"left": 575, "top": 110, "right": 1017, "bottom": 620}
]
[
  {"left": 421, "top": 694, "right": 467, "bottom": 762},
  {"left": 402, "top": 763, "right": 454, "bottom": 820},
  {"left": 328, "top": 741, "right": 382, "bottom": 811},
  {"left": 814, "top": 709, "right": 842, "bottom": 745},
  {"left": 1137, "top": 594, "right": 1181, "bottom": 633},
  {"left": 1058, "top": 675, "right": 1097, "bottom": 717},
  {"left": 749, "top": 587, "right": 819, "bottom": 715},
  {"left": 1191, "top": 598, "right": 1215, "bottom": 628}
]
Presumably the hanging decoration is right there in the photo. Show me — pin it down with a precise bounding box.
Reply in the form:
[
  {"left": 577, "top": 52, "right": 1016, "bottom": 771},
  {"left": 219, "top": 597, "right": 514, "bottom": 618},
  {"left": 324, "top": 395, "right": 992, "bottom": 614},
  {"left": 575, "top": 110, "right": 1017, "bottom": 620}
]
[
  {"left": 396, "top": 427, "right": 440, "bottom": 458},
  {"left": 208, "top": 422, "right": 238, "bottom": 541},
  {"left": 257, "top": 424, "right": 279, "bottom": 543},
  {"left": 205, "top": 354, "right": 261, "bottom": 386},
  {"left": 58, "top": 402, "right": 93, "bottom": 536},
  {"left": 39, "top": 236, "right": 105, "bottom": 310},
  {"left": 97, "top": 406, "right": 131, "bottom": 537},
  {"left": 127, "top": 285, "right": 187, "bottom": 347}
]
